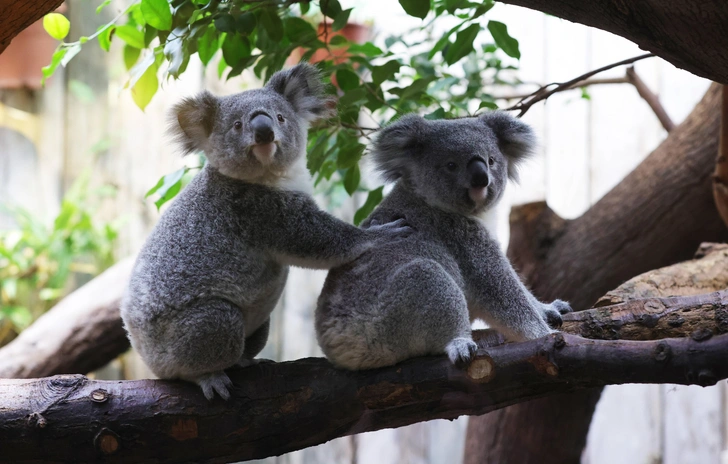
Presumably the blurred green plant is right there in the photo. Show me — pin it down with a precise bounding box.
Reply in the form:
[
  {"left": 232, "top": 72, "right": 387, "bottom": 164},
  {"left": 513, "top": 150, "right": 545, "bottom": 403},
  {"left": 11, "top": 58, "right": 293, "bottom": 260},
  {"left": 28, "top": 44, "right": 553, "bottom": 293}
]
[
  {"left": 0, "top": 174, "right": 120, "bottom": 345},
  {"left": 42, "top": 0, "right": 523, "bottom": 222}
]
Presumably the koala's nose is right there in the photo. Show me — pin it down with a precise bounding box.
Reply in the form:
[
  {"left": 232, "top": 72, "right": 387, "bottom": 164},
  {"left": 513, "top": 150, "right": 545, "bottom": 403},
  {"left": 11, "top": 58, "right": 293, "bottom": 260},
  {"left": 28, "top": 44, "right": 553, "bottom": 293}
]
[
  {"left": 468, "top": 159, "right": 490, "bottom": 188},
  {"left": 251, "top": 114, "right": 275, "bottom": 144}
]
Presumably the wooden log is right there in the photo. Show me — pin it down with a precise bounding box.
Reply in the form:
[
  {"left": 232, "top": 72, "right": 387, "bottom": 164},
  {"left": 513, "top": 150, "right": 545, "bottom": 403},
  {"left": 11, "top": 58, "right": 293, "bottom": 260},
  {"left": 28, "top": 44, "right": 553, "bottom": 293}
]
[
  {"left": 0, "top": 327, "right": 726, "bottom": 464},
  {"left": 0, "top": 258, "right": 133, "bottom": 379}
]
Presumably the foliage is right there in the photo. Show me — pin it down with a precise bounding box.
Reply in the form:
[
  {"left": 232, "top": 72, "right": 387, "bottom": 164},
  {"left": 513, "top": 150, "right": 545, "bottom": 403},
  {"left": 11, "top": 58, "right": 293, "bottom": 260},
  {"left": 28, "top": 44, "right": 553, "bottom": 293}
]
[
  {"left": 0, "top": 174, "right": 120, "bottom": 344},
  {"left": 42, "top": 0, "right": 522, "bottom": 221}
]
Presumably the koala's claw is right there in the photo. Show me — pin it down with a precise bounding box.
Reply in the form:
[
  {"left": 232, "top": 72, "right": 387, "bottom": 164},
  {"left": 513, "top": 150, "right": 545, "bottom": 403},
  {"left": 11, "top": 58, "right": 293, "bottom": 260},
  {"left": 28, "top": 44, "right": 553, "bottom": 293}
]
[
  {"left": 374, "top": 218, "right": 414, "bottom": 238},
  {"left": 197, "top": 371, "right": 234, "bottom": 401},
  {"left": 446, "top": 337, "right": 478, "bottom": 368}
]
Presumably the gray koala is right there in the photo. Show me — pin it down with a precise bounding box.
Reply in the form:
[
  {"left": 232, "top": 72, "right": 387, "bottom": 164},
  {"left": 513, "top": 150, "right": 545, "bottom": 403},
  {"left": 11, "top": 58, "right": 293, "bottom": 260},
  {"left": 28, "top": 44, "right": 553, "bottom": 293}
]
[
  {"left": 315, "top": 112, "right": 572, "bottom": 370},
  {"left": 120, "top": 64, "right": 410, "bottom": 400}
]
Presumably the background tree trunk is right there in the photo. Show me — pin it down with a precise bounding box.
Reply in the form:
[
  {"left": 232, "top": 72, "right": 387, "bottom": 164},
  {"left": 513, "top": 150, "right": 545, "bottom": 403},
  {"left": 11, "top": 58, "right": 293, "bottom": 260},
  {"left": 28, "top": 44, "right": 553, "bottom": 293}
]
[
  {"left": 0, "top": 1, "right": 64, "bottom": 54},
  {"left": 465, "top": 83, "right": 727, "bottom": 463}
]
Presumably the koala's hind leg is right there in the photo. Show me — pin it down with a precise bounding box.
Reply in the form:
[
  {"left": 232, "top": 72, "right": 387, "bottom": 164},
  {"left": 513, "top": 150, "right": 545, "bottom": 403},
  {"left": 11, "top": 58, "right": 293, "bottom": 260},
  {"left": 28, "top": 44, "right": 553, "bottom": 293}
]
[
  {"left": 150, "top": 298, "right": 246, "bottom": 401},
  {"left": 236, "top": 318, "right": 270, "bottom": 368},
  {"left": 376, "top": 260, "right": 477, "bottom": 368}
]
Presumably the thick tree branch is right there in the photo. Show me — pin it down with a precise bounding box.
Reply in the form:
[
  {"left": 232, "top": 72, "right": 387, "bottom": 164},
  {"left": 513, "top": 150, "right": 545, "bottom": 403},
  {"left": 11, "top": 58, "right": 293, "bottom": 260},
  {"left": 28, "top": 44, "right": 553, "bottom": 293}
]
[
  {"left": 1, "top": 324, "right": 726, "bottom": 464},
  {"left": 713, "top": 86, "right": 728, "bottom": 228},
  {"left": 0, "top": 1, "right": 64, "bottom": 54},
  {"left": 496, "top": 0, "right": 728, "bottom": 83}
]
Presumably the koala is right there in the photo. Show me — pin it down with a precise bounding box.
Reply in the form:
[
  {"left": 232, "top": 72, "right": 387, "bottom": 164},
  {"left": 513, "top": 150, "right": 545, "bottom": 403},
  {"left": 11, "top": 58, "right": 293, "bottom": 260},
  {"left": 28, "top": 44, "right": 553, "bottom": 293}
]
[
  {"left": 120, "top": 64, "right": 410, "bottom": 400},
  {"left": 315, "top": 112, "right": 572, "bottom": 370}
]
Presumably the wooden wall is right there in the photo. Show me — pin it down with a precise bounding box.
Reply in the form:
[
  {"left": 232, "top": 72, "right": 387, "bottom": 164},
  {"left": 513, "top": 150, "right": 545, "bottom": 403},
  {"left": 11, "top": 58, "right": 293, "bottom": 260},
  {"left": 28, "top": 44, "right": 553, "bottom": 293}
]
[{"left": 0, "top": 1, "right": 723, "bottom": 463}]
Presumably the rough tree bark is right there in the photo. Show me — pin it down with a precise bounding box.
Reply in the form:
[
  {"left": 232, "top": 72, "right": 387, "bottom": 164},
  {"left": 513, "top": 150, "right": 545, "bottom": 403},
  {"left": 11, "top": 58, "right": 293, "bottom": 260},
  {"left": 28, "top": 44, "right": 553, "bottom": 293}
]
[
  {"left": 713, "top": 86, "right": 728, "bottom": 227},
  {"left": 0, "top": 1, "right": 65, "bottom": 54},
  {"left": 0, "top": 258, "right": 133, "bottom": 379},
  {"left": 497, "top": 0, "right": 728, "bottom": 84},
  {"left": 1, "top": 329, "right": 727, "bottom": 463},
  {"left": 465, "top": 84, "right": 728, "bottom": 463}
]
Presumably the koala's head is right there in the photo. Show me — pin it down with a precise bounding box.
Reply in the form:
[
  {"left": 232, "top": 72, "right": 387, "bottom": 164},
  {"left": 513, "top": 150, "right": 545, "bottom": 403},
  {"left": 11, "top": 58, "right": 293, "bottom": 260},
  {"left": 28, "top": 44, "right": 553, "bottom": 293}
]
[
  {"left": 170, "top": 63, "right": 335, "bottom": 183},
  {"left": 371, "top": 112, "right": 535, "bottom": 216}
]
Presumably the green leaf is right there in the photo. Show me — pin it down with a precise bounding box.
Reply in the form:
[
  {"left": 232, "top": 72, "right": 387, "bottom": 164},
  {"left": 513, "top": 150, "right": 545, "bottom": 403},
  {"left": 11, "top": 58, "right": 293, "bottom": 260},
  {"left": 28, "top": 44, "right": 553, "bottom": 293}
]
[
  {"left": 60, "top": 43, "right": 82, "bottom": 67},
  {"left": 307, "top": 134, "right": 331, "bottom": 175},
  {"left": 131, "top": 62, "right": 158, "bottom": 111},
  {"left": 478, "top": 101, "right": 498, "bottom": 110},
  {"left": 97, "top": 25, "right": 114, "bottom": 52},
  {"left": 41, "top": 46, "right": 66, "bottom": 85},
  {"left": 300, "top": 1, "right": 310, "bottom": 15},
  {"left": 444, "top": 23, "right": 480, "bottom": 65},
  {"left": 260, "top": 9, "right": 284, "bottom": 42},
  {"left": 149, "top": 167, "right": 190, "bottom": 209},
  {"left": 285, "top": 17, "right": 317, "bottom": 43},
  {"left": 320, "top": 0, "right": 342, "bottom": 19},
  {"left": 141, "top": 0, "right": 173, "bottom": 31},
  {"left": 424, "top": 107, "right": 446, "bottom": 120},
  {"left": 472, "top": 1, "right": 494, "bottom": 19},
  {"left": 354, "top": 186, "right": 384, "bottom": 225},
  {"left": 123, "top": 44, "right": 141, "bottom": 70},
  {"left": 343, "top": 165, "right": 361, "bottom": 196},
  {"left": 328, "top": 35, "right": 348, "bottom": 46},
  {"left": 347, "top": 42, "right": 383, "bottom": 57},
  {"left": 0, "top": 306, "right": 33, "bottom": 330},
  {"left": 332, "top": 8, "right": 352, "bottom": 32},
  {"left": 487, "top": 20, "right": 520, "bottom": 59},
  {"left": 214, "top": 14, "right": 236, "bottom": 33},
  {"left": 116, "top": 25, "right": 145, "bottom": 49},
  {"left": 222, "top": 33, "right": 251, "bottom": 68},
  {"left": 398, "top": 0, "right": 430, "bottom": 19},
  {"left": 43, "top": 13, "right": 70, "bottom": 40},
  {"left": 69, "top": 79, "right": 95, "bottom": 103},
  {"left": 337, "top": 141, "right": 365, "bottom": 169},
  {"left": 197, "top": 26, "right": 220, "bottom": 65},
  {"left": 336, "top": 68, "right": 359, "bottom": 91},
  {"left": 236, "top": 12, "right": 256, "bottom": 35},
  {"left": 96, "top": 0, "right": 112, "bottom": 14},
  {"left": 371, "top": 59, "right": 400, "bottom": 85}
]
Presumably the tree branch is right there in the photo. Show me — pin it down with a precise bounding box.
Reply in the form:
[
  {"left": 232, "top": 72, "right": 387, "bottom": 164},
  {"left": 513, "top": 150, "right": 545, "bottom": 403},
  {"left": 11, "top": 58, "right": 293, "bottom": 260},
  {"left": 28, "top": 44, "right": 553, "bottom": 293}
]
[
  {"left": 506, "top": 53, "right": 655, "bottom": 117},
  {"left": 0, "top": 1, "right": 64, "bottom": 54},
  {"left": 1, "top": 321, "right": 726, "bottom": 463},
  {"left": 496, "top": 0, "right": 728, "bottom": 83},
  {"left": 625, "top": 66, "right": 675, "bottom": 131}
]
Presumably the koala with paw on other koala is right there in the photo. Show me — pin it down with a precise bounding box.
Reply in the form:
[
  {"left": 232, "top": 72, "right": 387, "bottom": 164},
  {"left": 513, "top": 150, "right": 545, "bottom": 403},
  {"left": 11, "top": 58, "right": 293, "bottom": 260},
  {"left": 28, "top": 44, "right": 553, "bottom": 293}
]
[
  {"left": 121, "top": 64, "right": 411, "bottom": 400},
  {"left": 316, "top": 111, "right": 572, "bottom": 370}
]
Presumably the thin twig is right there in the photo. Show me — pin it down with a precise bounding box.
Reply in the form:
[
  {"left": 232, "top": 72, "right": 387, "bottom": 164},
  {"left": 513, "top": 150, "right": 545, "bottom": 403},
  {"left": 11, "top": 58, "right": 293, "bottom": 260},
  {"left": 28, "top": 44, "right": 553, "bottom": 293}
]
[
  {"left": 493, "top": 77, "right": 629, "bottom": 101},
  {"left": 625, "top": 66, "right": 675, "bottom": 131},
  {"left": 506, "top": 53, "right": 655, "bottom": 117}
]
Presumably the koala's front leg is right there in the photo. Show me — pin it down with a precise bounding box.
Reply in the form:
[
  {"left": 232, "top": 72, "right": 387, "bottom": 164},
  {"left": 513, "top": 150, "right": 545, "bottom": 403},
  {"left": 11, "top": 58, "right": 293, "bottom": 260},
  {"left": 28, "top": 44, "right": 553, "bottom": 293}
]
[
  {"left": 236, "top": 319, "right": 270, "bottom": 368},
  {"left": 468, "top": 246, "right": 557, "bottom": 341},
  {"left": 255, "top": 193, "right": 412, "bottom": 269}
]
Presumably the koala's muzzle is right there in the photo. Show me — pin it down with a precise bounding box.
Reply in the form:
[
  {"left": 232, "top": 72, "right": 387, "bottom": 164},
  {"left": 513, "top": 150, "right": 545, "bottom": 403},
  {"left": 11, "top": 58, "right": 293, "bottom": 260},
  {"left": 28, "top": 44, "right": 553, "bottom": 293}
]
[
  {"left": 251, "top": 113, "right": 275, "bottom": 144},
  {"left": 467, "top": 159, "right": 490, "bottom": 188}
]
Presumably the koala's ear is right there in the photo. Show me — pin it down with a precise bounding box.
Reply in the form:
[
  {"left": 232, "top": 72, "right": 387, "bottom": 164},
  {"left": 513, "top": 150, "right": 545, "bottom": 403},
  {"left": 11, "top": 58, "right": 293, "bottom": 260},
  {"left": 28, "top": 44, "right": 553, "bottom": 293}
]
[
  {"left": 169, "top": 91, "right": 219, "bottom": 155},
  {"left": 480, "top": 111, "right": 536, "bottom": 182},
  {"left": 266, "top": 63, "right": 336, "bottom": 123},
  {"left": 371, "top": 114, "right": 427, "bottom": 183}
]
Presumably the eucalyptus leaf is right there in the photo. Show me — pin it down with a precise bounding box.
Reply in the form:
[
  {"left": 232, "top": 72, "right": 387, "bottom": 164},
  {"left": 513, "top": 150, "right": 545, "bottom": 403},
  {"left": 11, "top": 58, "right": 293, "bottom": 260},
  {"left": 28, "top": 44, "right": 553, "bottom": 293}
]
[
  {"left": 131, "top": 62, "right": 158, "bottom": 111},
  {"left": 488, "top": 20, "right": 520, "bottom": 59},
  {"left": 399, "top": 0, "right": 430, "bottom": 19},
  {"left": 354, "top": 187, "right": 384, "bottom": 225},
  {"left": 43, "top": 13, "right": 70, "bottom": 41},
  {"left": 116, "top": 25, "right": 145, "bottom": 49},
  {"left": 141, "top": 0, "right": 173, "bottom": 31}
]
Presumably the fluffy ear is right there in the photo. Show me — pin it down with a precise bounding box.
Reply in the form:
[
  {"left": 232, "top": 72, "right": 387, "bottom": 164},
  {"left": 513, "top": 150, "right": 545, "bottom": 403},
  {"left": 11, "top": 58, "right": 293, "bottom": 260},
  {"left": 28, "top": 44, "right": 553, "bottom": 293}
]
[
  {"left": 479, "top": 111, "right": 536, "bottom": 182},
  {"left": 169, "top": 91, "right": 218, "bottom": 155},
  {"left": 266, "top": 63, "right": 336, "bottom": 123},
  {"left": 370, "top": 114, "right": 427, "bottom": 183}
]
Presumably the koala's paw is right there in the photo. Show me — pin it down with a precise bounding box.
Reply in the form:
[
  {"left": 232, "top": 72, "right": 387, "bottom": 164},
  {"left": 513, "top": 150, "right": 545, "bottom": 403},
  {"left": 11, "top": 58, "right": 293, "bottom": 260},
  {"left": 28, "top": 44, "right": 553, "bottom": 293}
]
[
  {"left": 542, "top": 300, "right": 572, "bottom": 329},
  {"left": 367, "top": 217, "right": 414, "bottom": 239},
  {"left": 196, "top": 371, "right": 234, "bottom": 401},
  {"left": 445, "top": 337, "right": 478, "bottom": 369}
]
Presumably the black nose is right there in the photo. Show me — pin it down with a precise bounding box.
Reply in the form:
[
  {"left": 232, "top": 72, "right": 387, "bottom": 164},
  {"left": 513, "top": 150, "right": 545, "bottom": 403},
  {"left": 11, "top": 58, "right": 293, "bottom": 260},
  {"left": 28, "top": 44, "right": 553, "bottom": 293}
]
[
  {"left": 251, "top": 114, "right": 275, "bottom": 144},
  {"left": 468, "top": 159, "right": 489, "bottom": 188}
]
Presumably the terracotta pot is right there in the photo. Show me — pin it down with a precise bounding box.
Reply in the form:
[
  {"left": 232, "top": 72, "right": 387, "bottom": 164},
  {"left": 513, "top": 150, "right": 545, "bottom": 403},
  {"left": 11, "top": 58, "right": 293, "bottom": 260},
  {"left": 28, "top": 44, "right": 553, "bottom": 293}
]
[
  {"left": 287, "top": 21, "right": 371, "bottom": 67},
  {"left": 0, "top": 5, "right": 66, "bottom": 89}
]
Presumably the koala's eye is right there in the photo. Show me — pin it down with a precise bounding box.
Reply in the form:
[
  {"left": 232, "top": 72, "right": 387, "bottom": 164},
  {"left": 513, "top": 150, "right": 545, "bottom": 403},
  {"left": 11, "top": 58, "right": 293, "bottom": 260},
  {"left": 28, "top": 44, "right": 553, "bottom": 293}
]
[
  {"left": 234, "top": 121, "right": 242, "bottom": 130},
  {"left": 488, "top": 156, "right": 495, "bottom": 166},
  {"left": 277, "top": 114, "right": 285, "bottom": 123},
  {"left": 446, "top": 162, "right": 457, "bottom": 172}
]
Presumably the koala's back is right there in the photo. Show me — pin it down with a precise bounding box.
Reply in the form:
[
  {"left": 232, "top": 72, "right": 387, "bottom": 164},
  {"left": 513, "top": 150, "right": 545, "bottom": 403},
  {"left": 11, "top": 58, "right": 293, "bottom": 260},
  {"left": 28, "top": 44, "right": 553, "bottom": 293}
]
[
  {"left": 316, "top": 185, "right": 476, "bottom": 369},
  {"left": 123, "top": 166, "right": 287, "bottom": 336}
]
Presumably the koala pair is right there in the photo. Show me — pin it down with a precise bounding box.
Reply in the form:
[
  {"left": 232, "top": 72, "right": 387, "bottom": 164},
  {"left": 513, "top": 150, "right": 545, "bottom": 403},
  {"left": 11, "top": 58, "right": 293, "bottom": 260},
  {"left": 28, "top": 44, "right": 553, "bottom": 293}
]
[
  {"left": 316, "top": 112, "right": 571, "bottom": 370},
  {"left": 120, "top": 64, "right": 409, "bottom": 400}
]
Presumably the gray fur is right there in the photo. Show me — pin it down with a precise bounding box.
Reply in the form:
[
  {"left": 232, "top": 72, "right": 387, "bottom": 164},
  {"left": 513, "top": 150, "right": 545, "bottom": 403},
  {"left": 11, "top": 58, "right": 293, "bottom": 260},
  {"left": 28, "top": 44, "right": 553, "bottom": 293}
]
[
  {"left": 121, "top": 64, "right": 410, "bottom": 400},
  {"left": 316, "top": 111, "right": 571, "bottom": 370}
]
